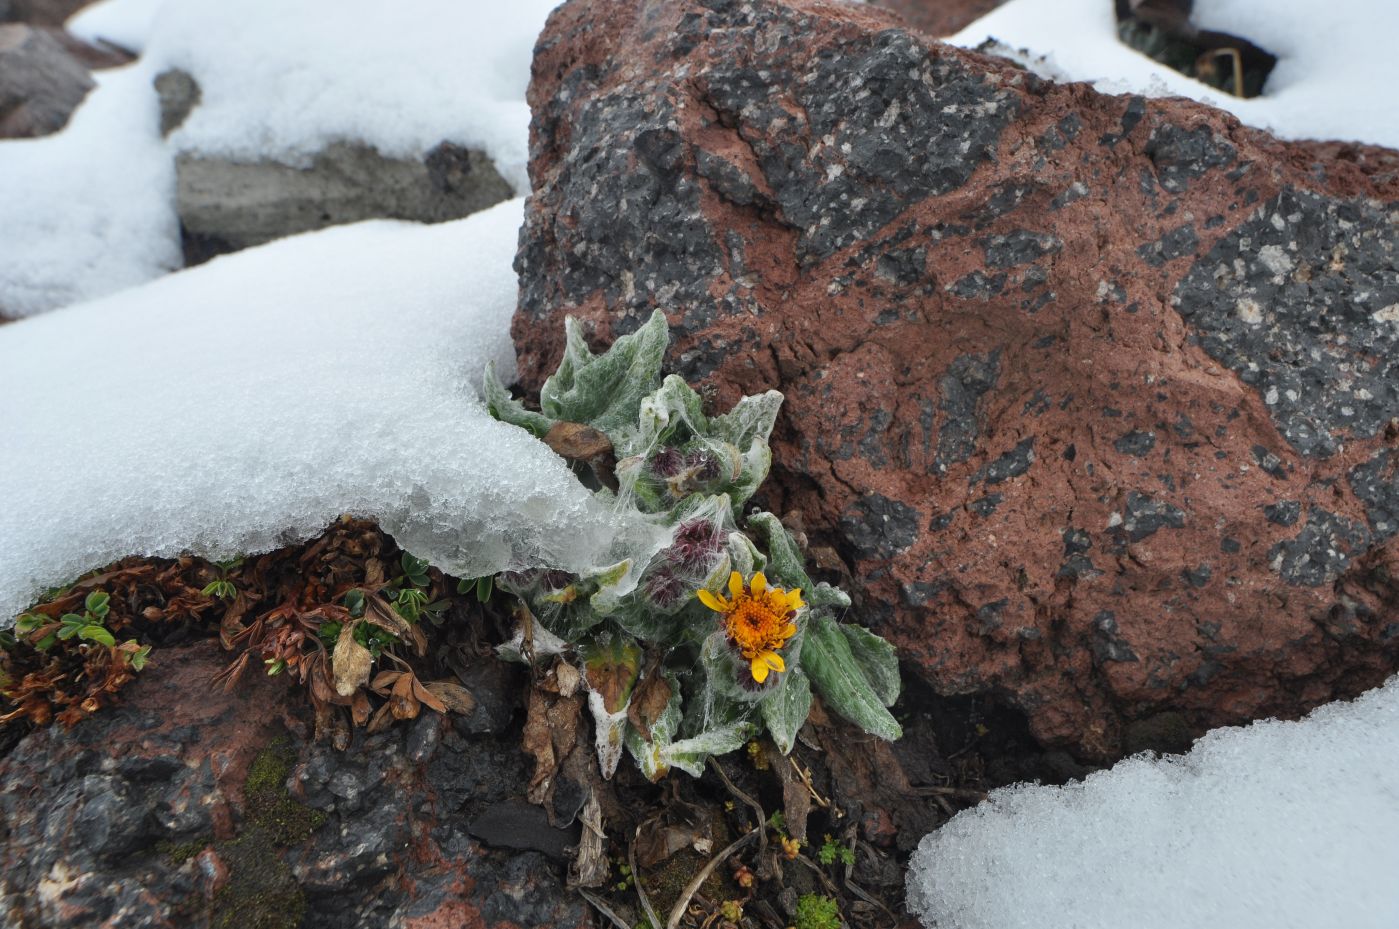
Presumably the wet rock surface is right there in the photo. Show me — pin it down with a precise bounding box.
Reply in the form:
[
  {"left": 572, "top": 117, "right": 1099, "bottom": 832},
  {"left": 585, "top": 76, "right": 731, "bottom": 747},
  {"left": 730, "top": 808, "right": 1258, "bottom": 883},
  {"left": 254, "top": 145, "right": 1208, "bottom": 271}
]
[
  {"left": 0, "top": 641, "right": 588, "bottom": 929},
  {"left": 162, "top": 71, "right": 515, "bottom": 265},
  {"left": 514, "top": 0, "right": 1399, "bottom": 756}
]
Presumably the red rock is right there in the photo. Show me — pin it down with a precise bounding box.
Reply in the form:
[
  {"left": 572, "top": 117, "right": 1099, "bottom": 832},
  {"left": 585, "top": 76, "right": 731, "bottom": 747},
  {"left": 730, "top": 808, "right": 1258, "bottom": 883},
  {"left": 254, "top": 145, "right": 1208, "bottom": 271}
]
[
  {"left": 868, "top": 0, "right": 1008, "bottom": 37},
  {"left": 514, "top": 0, "right": 1399, "bottom": 757}
]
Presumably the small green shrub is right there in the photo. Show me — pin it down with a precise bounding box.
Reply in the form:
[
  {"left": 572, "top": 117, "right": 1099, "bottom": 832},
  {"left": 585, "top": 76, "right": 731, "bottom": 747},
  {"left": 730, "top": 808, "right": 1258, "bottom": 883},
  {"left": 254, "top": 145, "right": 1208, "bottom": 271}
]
[{"left": 794, "top": 893, "right": 841, "bottom": 929}]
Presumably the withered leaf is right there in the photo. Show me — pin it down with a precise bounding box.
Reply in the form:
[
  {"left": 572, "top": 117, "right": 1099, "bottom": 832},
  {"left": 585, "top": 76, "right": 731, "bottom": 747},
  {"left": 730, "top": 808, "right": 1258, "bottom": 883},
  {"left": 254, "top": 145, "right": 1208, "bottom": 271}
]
[
  {"left": 423, "top": 680, "right": 476, "bottom": 715},
  {"left": 389, "top": 671, "right": 420, "bottom": 720},
  {"left": 332, "top": 620, "right": 373, "bottom": 697},
  {"left": 366, "top": 700, "right": 395, "bottom": 734},
  {"left": 626, "top": 670, "right": 673, "bottom": 742},
  {"left": 544, "top": 421, "right": 613, "bottom": 462},
  {"left": 363, "top": 595, "right": 426, "bottom": 656},
  {"left": 411, "top": 676, "right": 448, "bottom": 714},
  {"left": 350, "top": 690, "right": 372, "bottom": 726}
]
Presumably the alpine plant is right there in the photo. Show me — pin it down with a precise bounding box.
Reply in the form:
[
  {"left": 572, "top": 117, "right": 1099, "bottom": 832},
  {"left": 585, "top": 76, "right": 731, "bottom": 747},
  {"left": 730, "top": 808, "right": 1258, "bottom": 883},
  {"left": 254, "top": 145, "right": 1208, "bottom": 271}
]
[{"left": 484, "top": 310, "right": 901, "bottom": 780}]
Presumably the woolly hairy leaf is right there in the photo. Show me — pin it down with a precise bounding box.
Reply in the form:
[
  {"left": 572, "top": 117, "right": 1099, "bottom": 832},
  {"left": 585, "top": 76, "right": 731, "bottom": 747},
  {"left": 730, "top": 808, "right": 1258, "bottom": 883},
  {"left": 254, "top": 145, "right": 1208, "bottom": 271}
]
[
  {"left": 803, "top": 614, "right": 901, "bottom": 741},
  {"left": 540, "top": 310, "right": 668, "bottom": 442}
]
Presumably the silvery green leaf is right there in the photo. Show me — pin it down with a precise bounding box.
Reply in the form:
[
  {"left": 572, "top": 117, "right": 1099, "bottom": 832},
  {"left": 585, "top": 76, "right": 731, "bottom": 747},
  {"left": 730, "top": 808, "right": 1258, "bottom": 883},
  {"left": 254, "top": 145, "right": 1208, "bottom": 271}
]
[
  {"left": 726, "top": 531, "right": 757, "bottom": 577},
  {"left": 587, "top": 559, "right": 634, "bottom": 615},
  {"left": 808, "top": 582, "right": 851, "bottom": 610},
  {"left": 539, "top": 310, "right": 669, "bottom": 442},
  {"left": 482, "top": 361, "right": 555, "bottom": 438},
  {"left": 711, "top": 390, "right": 783, "bottom": 449},
  {"left": 840, "top": 623, "right": 900, "bottom": 707},
  {"left": 724, "top": 437, "right": 773, "bottom": 511},
  {"left": 746, "top": 511, "right": 814, "bottom": 592},
  {"left": 660, "top": 723, "right": 752, "bottom": 778},
  {"left": 630, "top": 374, "right": 709, "bottom": 458},
  {"left": 760, "top": 666, "right": 812, "bottom": 755},
  {"left": 803, "top": 614, "right": 902, "bottom": 741}
]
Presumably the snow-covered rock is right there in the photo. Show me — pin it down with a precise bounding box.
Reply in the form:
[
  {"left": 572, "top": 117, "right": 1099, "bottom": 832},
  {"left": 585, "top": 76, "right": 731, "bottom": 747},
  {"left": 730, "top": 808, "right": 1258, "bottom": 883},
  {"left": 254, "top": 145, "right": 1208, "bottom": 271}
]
[
  {"left": 0, "top": 199, "right": 666, "bottom": 622},
  {"left": 952, "top": 0, "right": 1399, "bottom": 150},
  {"left": 907, "top": 676, "right": 1399, "bottom": 929}
]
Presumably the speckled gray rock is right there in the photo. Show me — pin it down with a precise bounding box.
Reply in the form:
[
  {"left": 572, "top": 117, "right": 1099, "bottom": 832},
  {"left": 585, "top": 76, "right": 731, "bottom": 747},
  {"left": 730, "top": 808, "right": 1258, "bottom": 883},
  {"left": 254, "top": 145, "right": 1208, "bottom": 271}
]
[{"left": 0, "top": 24, "right": 93, "bottom": 138}]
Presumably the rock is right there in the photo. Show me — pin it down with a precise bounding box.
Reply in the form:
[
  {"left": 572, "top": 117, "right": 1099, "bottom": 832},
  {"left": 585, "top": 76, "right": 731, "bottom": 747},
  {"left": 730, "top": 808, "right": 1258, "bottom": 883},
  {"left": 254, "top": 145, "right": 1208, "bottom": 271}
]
[
  {"left": 0, "top": 0, "right": 96, "bottom": 28},
  {"left": 513, "top": 0, "right": 1399, "bottom": 757},
  {"left": 165, "top": 65, "right": 515, "bottom": 265},
  {"left": 0, "top": 24, "right": 93, "bottom": 138},
  {"left": 0, "top": 641, "right": 588, "bottom": 928},
  {"left": 868, "top": 0, "right": 1008, "bottom": 37}
]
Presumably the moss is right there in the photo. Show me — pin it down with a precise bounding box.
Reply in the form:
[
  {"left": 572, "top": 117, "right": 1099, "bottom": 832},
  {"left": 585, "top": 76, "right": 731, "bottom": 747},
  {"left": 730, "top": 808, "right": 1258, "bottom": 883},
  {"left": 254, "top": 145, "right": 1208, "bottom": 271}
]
[
  {"left": 206, "top": 738, "right": 327, "bottom": 929},
  {"left": 157, "top": 836, "right": 210, "bottom": 865},
  {"left": 794, "top": 894, "right": 841, "bottom": 929}
]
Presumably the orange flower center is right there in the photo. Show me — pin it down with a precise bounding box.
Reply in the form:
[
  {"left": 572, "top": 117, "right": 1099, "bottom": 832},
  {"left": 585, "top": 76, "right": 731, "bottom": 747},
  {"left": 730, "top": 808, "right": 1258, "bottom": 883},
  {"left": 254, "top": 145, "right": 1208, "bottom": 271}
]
[{"left": 726, "top": 594, "right": 792, "bottom": 660}]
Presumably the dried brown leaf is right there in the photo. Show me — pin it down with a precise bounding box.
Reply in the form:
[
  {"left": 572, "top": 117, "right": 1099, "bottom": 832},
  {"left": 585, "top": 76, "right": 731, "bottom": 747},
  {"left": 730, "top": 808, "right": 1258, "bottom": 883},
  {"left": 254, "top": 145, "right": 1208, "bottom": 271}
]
[
  {"left": 411, "top": 676, "right": 448, "bottom": 714},
  {"left": 627, "top": 670, "right": 672, "bottom": 742},
  {"left": 389, "top": 672, "right": 420, "bottom": 720},
  {"left": 332, "top": 620, "right": 373, "bottom": 697},
  {"left": 422, "top": 680, "right": 476, "bottom": 715}
]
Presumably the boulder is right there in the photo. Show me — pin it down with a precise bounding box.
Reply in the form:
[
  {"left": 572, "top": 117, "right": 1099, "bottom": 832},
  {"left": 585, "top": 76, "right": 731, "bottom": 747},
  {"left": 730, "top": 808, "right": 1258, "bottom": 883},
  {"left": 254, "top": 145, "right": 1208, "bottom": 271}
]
[
  {"left": 513, "top": 0, "right": 1399, "bottom": 756},
  {"left": 868, "top": 0, "right": 1008, "bottom": 36},
  {"left": 0, "top": 640, "right": 588, "bottom": 929},
  {"left": 0, "top": 0, "right": 95, "bottom": 28},
  {"left": 163, "top": 71, "right": 515, "bottom": 264},
  {"left": 0, "top": 23, "right": 92, "bottom": 138}
]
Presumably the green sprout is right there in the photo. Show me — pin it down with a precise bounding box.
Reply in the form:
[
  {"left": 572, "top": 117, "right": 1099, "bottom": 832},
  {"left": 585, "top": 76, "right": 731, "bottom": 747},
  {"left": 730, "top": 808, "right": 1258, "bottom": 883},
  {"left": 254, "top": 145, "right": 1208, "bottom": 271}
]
[
  {"left": 816, "top": 835, "right": 854, "bottom": 868},
  {"left": 55, "top": 591, "right": 116, "bottom": 647}
]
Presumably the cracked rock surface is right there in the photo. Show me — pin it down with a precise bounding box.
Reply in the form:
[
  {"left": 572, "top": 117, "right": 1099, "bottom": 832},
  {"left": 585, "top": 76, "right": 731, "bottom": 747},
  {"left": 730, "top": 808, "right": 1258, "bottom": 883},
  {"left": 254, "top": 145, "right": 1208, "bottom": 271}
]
[
  {"left": 513, "top": 0, "right": 1399, "bottom": 756},
  {"left": 0, "top": 641, "right": 585, "bottom": 929}
]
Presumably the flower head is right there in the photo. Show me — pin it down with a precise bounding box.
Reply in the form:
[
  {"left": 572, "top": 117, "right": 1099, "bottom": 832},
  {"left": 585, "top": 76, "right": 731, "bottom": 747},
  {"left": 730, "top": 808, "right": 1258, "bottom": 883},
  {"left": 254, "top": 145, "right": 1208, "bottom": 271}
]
[{"left": 697, "top": 571, "right": 803, "bottom": 683}]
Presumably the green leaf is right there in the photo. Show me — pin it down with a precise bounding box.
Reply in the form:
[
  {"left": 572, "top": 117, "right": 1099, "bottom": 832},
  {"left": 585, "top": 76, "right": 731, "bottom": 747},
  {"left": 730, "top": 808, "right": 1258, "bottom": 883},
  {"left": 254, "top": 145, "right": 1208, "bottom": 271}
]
[
  {"left": 14, "top": 614, "right": 41, "bottom": 635},
  {"left": 627, "top": 374, "right": 709, "bottom": 459},
  {"left": 539, "top": 310, "right": 669, "bottom": 442},
  {"left": 802, "top": 614, "right": 901, "bottom": 742},
  {"left": 35, "top": 632, "right": 56, "bottom": 652},
  {"left": 130, "top": 643, "right": 152, "bottom": 671},
  {"left": 659, "top": 722, "right": 752, "bottom": 778},
  {"left": 482, "top": 360, "right": 556, "bottom": 438},
  {"left": 343, "top": 589, "right": 365, "bottom": 617},
  {"left": 84, "top": 591, "right": 110, "bottom": 617},
  {"left": 760, "top": 666, "right": 812, "bottom": 756},
  {"left": 746, "top": 511, "right": 814, "bottom": 592},
  {"left": 475, "top": 575, "right": 493, "bottom": 602},
  {"left": 80, "top": 625, "right": 116, "bottom": 647},
  {"left": 710, "top": 389, "right": 783, "bottom": 451},
  {"left": 839, "top": 624, "right": 900, "bottom": 707}
]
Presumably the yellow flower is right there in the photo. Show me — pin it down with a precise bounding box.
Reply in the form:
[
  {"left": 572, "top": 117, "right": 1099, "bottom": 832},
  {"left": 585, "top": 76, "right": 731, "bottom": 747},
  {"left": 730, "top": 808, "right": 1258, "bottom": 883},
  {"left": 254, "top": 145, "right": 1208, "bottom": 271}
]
[{"left": 697, "top": 571, "right": 803, "bottom": 683}]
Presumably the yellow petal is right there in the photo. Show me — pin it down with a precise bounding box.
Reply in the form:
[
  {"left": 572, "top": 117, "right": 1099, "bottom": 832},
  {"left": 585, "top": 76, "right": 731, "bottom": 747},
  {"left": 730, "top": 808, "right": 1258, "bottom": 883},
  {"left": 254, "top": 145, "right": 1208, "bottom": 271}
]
[
  {"left": 751, "top": 572, "right": 768, "bottom": 595},
  {"left": 728, "top": 571, "right": 745, "bottom": 598},
  {"left": 763, "top": 651, "right": 786, "bottom": 673},
  {"left": 697, "top": 589, "right": 728, "bottom": 612},
  {"left": 786, "top": 589, "right": 805, "bottom": 611},
  {"left": 750, "top": 655, "right": 770, "bottom": 683},
  {"left": 777, "top": 622, "right": 798, "bottom": 641}
]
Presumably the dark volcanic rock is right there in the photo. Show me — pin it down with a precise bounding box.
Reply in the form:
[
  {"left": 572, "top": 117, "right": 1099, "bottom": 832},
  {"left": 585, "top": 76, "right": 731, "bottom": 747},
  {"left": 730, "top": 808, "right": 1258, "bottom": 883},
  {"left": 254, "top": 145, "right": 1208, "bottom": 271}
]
[
  {"left": 514, "top": 0, "right": 1399, "bottom": 756},
  {"left": 0, "top": 642, "right": 586, "bottom": 929}
]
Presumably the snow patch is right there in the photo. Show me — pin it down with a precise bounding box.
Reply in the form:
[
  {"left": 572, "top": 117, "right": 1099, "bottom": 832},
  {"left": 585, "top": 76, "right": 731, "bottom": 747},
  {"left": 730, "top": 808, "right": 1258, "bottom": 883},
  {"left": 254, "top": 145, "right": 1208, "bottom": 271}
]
[
  {"left": 0, "top": 200, "right": 666, "bottom": 622},
  {"left": 953, "top": 0, "right": 1399, "bottom": 150},
  {"left": 907, "top": 676, "right": 1399, "bottom": 929}
]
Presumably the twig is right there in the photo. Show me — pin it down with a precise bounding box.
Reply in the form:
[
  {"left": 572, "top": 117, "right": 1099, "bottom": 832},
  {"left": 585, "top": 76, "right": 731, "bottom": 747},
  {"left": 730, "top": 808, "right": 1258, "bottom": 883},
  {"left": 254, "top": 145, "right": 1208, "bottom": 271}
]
[
  {"left": 707, "top": 756, "right": 767, "bottom": 859},
  {"left": 630, "top": 826, "right": 663, "bottom": 929},
  {"left": 789, "top": 757, "right": 831, "bottom": 809},
  {"left": 577, "top": 888, "right": 631, "bottom": 929},
  {"left": 665, "top": 828, "right": 759, "bottom": 929}
]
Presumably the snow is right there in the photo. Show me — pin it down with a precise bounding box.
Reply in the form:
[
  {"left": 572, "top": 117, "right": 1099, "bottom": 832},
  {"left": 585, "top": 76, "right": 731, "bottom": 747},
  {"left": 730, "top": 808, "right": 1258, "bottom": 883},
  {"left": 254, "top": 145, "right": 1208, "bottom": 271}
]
[
  {"left": 952, "top": 0, "right": 1399, "bottom": 150},
  {"left": 907, "top": 676, "right": 1399, "bottom": 929},
  {"left": 0, "top": 61, "right": 179, "bottom": 319},
  {"left": 70, "top": 0, "right": 559, "bottom": 190},
  {"left": 0, "top": 200, "right": 666, "bottom": 623},
  {"left": 0, "top": 0, "right": 558, "bottom": 318}
]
